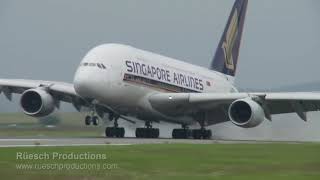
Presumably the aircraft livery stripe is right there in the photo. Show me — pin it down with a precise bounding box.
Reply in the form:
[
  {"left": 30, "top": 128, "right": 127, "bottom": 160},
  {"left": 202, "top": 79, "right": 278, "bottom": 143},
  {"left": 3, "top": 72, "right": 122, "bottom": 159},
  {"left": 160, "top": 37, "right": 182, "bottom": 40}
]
[{"left": 123, "top": 73, "right": 200, "bottom": 93}]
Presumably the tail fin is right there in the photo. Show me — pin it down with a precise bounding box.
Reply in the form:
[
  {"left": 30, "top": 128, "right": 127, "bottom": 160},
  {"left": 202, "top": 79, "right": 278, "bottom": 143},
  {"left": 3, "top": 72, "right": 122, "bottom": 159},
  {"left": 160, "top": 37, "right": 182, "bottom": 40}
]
[{"left": 210, "top": 0, "right": 248, "bottom": 78}]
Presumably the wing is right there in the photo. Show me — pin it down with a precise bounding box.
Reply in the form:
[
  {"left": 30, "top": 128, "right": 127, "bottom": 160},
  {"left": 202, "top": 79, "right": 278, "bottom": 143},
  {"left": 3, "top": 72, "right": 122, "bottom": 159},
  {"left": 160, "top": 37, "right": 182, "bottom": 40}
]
[
  {"left": 0, "top": 78, "right": 86, "bottom": 110},
  {"left": 148, "top": 92, "right": 320, "bottom": 124},
  {"left": 0, "top": 79, "right": 136, "bottom": 123}
]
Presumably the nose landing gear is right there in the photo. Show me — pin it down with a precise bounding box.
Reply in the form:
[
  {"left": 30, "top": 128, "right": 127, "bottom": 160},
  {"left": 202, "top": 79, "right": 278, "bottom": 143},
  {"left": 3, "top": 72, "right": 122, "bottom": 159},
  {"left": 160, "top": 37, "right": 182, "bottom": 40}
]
[{"left": 84, "top": 111, "right": 99, "bottom": 126}]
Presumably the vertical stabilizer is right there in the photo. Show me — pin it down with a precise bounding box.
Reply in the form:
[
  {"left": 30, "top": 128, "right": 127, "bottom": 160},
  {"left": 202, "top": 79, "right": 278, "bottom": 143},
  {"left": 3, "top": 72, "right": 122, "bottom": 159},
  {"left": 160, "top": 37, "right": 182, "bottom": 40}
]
[{"left": 210, "top": 0, "right": 248, "bottom": 79}]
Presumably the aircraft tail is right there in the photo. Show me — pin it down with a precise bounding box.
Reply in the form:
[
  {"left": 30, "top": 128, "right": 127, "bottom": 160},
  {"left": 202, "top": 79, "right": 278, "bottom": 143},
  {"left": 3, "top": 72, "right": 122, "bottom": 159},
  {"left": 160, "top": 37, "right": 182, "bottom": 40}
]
[{"left": 210, "top": 0, "right": 248, "bottom": 78}]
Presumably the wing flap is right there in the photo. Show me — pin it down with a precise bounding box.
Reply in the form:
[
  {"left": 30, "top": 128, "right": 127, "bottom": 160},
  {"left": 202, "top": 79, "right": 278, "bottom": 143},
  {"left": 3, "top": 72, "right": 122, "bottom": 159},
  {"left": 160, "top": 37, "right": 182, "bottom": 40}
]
[{"left": 149, "top": 92, "right": 320, "bottom": 122}]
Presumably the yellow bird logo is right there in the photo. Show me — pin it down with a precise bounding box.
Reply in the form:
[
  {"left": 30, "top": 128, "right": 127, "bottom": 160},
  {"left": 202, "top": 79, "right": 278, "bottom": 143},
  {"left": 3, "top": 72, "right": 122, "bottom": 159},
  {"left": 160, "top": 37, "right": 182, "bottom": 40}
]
[{"left": 222, "top": 9, "right": 239, "bottom": 71}]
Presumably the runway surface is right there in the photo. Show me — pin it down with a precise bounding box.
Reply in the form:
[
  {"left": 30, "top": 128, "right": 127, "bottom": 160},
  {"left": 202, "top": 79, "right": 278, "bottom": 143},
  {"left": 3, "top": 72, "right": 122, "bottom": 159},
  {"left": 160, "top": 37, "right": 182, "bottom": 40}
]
[{"left": 0, "top": 137, "right": 309, "bottom": 147}]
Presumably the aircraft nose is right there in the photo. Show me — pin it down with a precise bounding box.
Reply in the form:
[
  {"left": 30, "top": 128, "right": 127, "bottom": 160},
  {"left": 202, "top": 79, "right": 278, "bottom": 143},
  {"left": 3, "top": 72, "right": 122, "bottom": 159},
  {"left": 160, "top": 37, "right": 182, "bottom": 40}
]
[{"left": 73, "top": 69, "right": 97, "bottom": 99}]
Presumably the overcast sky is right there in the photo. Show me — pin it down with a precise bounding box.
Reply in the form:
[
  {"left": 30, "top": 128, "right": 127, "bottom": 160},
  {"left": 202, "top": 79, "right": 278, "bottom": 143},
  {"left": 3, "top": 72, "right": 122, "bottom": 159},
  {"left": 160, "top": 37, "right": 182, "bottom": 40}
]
[
  {"left": 1, "top": 0, "right": 320, "bottom": 140},
  {"left": 1, "top": 0, "right": 320, "bottom": 107},
  {"left": 1, "top": 0, "right": 320, "bottom": 88}
]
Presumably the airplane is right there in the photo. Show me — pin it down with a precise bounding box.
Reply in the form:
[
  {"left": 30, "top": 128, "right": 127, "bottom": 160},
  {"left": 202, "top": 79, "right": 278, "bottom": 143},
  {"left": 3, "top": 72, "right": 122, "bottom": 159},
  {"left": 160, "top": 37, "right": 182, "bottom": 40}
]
[{"left": 1, "top": 0, "right": 319, "bottom": 139}]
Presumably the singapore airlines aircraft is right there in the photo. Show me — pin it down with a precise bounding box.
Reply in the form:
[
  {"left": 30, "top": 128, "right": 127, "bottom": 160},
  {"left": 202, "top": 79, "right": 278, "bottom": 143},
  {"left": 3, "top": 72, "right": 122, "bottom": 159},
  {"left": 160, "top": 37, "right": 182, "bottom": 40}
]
[{"left": 0, "top": 0, "right": 319, "bottom": 139}]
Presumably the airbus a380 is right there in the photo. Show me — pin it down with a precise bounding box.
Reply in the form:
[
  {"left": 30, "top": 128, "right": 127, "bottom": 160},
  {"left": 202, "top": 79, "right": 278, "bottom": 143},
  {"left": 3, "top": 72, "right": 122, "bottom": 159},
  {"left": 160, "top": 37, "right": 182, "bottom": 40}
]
[{"left": 0, "top": 0, "right": 319, "bottom": 139}]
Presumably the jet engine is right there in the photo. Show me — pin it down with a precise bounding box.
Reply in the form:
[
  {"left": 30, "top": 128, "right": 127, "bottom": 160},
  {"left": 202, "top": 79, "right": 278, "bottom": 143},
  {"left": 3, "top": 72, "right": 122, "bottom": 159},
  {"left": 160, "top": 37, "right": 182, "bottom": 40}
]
[
  {"left": 20, "top": 88, "right": 55, "bottom": 117},
  {"left": 228, "top": 98, "right": 265, "bottom": 128}
]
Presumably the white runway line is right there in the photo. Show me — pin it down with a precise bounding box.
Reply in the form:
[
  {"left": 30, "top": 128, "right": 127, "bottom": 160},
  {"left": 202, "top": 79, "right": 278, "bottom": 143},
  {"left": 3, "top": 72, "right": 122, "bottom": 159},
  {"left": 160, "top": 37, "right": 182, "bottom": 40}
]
[
  {"left": 0, "top": 138, "right": 312, "bottom": 148},
  {"left": 0, "top": 138, "right": 133, "bottom": 147},
  {"left": 0, "top": 139, "right": 61, "bottom": 141},
  {"left": 0, "top": 144, "right": 132, "bottom": 148}
]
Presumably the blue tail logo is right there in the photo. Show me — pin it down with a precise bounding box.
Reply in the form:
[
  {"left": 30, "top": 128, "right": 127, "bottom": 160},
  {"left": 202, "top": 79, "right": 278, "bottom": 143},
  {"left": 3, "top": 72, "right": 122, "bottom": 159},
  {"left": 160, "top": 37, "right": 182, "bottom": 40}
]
[{"left": 210, "top": 0, "right": 248, "bottom": 77}]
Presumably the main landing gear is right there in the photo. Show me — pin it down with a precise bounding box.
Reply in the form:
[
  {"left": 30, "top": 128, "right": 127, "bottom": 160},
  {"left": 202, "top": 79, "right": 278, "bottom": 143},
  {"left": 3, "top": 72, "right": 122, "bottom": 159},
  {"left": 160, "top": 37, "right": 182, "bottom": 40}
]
[
  {"left": 84, "top": 109, "right": 211, "bottom": 139},
  {"left": 172, "top": 126, "right": 212, "bottom": 139},
  {"left": 172, "top": 124, "right": 192, "bottom": 139},
  {"left": 192, "top": 128, "right": 212, "bottom": 139},
  {"left": 105, "top": 113, "right": 125, "bottom": 138},
  {"left": 172, "top": 117, "right": 212, "bottom": 139},
  {"left": 135, "top": 121, "right": 160, "bottom": 138},
  {"left": 192, "top": 118, "right": 212, "bottom": 139}
]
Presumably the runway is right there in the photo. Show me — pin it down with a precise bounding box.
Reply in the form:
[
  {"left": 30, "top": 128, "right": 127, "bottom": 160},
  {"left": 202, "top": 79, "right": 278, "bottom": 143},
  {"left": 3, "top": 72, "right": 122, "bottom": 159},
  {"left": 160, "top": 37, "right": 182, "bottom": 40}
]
[{"left": 0, "top": 137, "right": 309, "bottom": 147}]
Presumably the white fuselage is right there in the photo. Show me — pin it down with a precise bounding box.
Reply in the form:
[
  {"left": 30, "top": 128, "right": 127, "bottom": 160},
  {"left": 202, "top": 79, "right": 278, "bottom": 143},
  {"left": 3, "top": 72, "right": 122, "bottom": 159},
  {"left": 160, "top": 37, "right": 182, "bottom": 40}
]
[{"left": 73, "top": 44, "right": 237, "bottom": 125}]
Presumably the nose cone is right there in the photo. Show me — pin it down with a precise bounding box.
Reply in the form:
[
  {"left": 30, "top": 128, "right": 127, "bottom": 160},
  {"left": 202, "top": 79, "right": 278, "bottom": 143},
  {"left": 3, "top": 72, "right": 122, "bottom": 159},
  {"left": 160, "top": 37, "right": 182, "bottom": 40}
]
[{"left": 73, "top": 68, "right": 99, "bottom": 99}]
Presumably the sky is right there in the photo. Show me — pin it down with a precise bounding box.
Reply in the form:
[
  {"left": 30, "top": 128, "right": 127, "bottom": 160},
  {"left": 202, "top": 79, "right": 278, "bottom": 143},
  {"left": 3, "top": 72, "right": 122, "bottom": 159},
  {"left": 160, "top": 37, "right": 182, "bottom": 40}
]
[
  {"left": 0, "top": 0, "right": 319, "bottom": 88},
  {"left": 1, "top": 0, "right": 320, "bottom": 140}
]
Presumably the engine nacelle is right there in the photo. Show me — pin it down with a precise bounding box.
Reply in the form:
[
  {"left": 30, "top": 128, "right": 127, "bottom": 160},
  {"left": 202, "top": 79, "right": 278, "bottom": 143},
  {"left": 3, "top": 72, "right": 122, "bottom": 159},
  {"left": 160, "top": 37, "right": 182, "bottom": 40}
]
[
  {"left": 20, "top": 88, "right": 55, "bottom": 117},
  {"left": 228, "top": 98, "right": 265, "bottom": 128}
]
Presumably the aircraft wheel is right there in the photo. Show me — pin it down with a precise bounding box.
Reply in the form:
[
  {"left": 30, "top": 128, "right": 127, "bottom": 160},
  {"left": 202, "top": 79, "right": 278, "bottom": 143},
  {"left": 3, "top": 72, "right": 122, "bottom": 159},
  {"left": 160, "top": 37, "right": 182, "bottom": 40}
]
[
  {"left": 204, "top": 130, "right": 212, "bottom": 139},
  {"left": 192, "top": 129, "right": 202, "bottom": 139},
  {"left": 192, "top": 129, "right": 212, "bottom": 139},
  {"left": 116, "top": 127, "right": 125, "bottom": 138},
  {"left": 135, "top": 128, "right": 143, "bottom": 138},
  {"left": 172, "top": 129, "right": 181, "bottom": 139},
  {"left": 136, "top": 128, "right": 159, "bottom": 138},
  {"left": 105, "top": 127, "right": 112, "bottom": 137},
  {"left": 92, "top": 116, "right": 99, "bottom": 126},
  {"left": 136, "top": 128, "right": 147, "bottom": 138},
  {"left": 85, "top": 116, "right": 91, "bottom": 126},
  {"left": 151, "top": 128, "right": 160, "bottom": 138},
  {"left": 105, "top": 127, "right": 125, "bottom": 138},
  {"left": 172, "top": 129, "right": 192, "bottom": 139}
]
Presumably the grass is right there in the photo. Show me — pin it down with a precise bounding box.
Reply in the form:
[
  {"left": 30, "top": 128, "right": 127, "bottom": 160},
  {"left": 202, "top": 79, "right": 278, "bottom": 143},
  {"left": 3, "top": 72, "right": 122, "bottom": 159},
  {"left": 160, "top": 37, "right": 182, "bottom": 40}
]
[
  {"left": 0, "top": 112, "right": 104, "bottom": 137},
  {"left": 0, "top": 112, "right": 83, "bottom": 125},
  {"left": 1, "top": 113, "right": 320, "bottom": 179},
  {"left": 0, "top": 143, "right": 320, "bottom": 179}
]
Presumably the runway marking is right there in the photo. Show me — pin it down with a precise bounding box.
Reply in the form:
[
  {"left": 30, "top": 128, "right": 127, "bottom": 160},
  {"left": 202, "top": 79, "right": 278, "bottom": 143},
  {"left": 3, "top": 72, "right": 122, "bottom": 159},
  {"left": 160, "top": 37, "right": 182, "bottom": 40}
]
[
  {"left": 0, "top": 139, "right": 105, "bottom": 141},
  {"left": 0, "top": 138, "right": 314, "bottom": 148},
  {"left": 0, "top": 139, "right": 61, "bottom": 141},
  {"left": 0, "top": 144, "right": 132, "bottom": 148}
]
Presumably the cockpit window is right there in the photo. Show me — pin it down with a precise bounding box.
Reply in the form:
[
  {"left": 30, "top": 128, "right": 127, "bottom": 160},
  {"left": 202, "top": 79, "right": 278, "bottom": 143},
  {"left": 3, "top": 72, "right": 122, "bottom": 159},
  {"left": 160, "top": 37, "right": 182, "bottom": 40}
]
[{"left": 81, "top": 62, "right": 107, "bottom": 70}]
